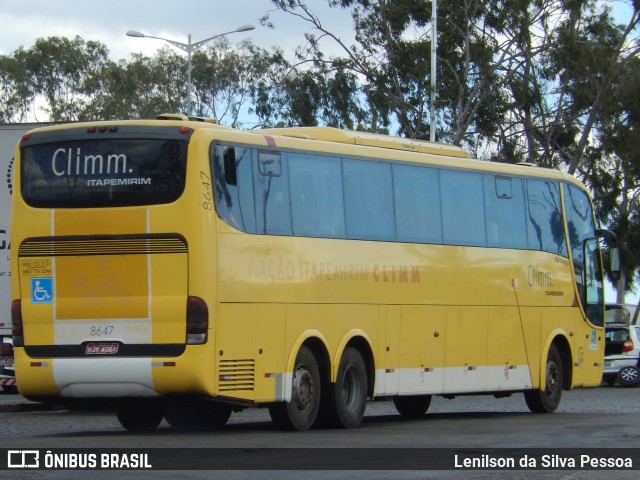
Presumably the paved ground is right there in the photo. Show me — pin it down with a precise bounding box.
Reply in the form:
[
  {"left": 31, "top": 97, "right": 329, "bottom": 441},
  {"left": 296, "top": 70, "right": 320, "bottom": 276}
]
[
  {"left": 1, "top": 385, "right": 639, "bottom": 480},
  {"left": 2, "top": 380, "right": 639, "bottom": 417}
]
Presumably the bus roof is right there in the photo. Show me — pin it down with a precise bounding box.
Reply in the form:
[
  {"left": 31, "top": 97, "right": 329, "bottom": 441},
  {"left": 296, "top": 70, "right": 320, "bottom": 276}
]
[
  {"left": 256, "top": 126, "right": 470, "bottom": 158},
  {"left": 19, "top": 116, "right": 585, "bottom": 189}
]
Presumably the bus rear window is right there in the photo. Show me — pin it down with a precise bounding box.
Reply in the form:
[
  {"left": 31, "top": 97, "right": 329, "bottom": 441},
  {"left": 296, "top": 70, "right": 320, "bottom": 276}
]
[{"left": 21, "top": 139, "right": 187, "bottom": 208}]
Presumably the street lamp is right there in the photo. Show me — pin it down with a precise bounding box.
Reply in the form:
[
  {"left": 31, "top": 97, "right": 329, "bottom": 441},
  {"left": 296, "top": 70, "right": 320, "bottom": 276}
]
[{"left": 126, "top": 24, "right": 255, "bottom": 115}]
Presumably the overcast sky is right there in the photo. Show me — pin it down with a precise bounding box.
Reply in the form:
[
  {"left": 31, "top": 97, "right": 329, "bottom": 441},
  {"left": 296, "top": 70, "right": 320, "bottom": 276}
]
[{"left": 0, "top": 0, "right": 356, "bottom": 60}]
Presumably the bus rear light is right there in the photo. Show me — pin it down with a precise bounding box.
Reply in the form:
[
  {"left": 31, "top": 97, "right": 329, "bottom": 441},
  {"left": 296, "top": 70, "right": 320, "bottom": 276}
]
[
  {"left": 11, "top": 300, "right": 23, "bottom": 347},
  {"left": 623, "top": 339, "right": 634, "bottom": 352},
  {"left": 186, "top": 296, "right": 208, "bottom": 345}
]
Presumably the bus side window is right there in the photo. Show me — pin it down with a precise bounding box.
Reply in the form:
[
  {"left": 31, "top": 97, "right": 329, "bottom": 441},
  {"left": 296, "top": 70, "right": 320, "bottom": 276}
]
[
  {"left": 484, "top": 176, "right": 527, "bottom": 249},
  {"left": 254, "top": 151, "right": 292, "bottom": 235},
  {"left": 441, "top": 170, "right": 486, "bottom": 247},
  {"left": 211, "top": 145, "right": 256, "bottom": 233},
  {"left": 526, "top": 180, "right": 567, "bottom": 256}
]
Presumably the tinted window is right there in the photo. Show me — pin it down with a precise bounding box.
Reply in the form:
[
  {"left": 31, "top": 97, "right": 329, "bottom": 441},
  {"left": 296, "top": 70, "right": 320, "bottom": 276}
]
[
  {"left": 212, "top": 145, "right": 256, "bottom": 233},
  {"left": 254, "top": 151, "right": 292, "bottom": 235},
  {"left": 21, "top": 139, "right": 187, "bottom": 208},
  {"left": 393, "top": 164, "right": 442, "bottom": 243},
  {"left": 289, "top": 153, "right": 345, "bottom": 238},
  {"left": 484, "top": 176, "right": 528, "bottom": 249},
  {"left": 343, "top": 159, "right": 395, "bottom": 241},
  {"left": 441, "top": 170, "right": 486, "bottom": 246},
  {"left": 563, "top": 183, "right": 596, "bottom": 263},
  {"left": 526, "top": 180, "right": 567, "bottom": 256}
]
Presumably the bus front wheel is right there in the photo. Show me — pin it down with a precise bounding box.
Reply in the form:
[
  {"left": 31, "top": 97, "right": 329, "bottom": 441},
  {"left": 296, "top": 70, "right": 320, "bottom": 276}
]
[
  {"left": 393, "top": 395, "right": 432, "bottom": 418},
  {"left": 524, "top": 343, "right": 563, "bottom": 413},
  {"left": 269, "top": 345, "right": 321, "bottom": 431}
]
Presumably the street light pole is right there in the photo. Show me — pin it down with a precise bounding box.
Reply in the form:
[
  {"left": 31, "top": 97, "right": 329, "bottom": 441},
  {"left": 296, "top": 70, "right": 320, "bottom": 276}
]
[
  {"left": 430, "top": 0, "right": 437, "bottom": 142},
  {"left": 126, "top": 24, "right": 255, "bottom": 115}
]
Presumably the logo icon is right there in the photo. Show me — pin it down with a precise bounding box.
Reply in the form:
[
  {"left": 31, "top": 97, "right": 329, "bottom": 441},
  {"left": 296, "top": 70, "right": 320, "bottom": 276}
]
[
  {"left": 31, "top": 277, "right": 53, "bottom": 304},
  {"left": 8, "top": 450, "right": 40, "bottom": 468}
]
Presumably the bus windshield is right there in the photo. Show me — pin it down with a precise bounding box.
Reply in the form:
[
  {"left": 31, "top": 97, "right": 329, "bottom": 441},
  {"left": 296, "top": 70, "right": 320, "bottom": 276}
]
[{"left": 21, "top": 138, "right": 187, "bottom": 208}]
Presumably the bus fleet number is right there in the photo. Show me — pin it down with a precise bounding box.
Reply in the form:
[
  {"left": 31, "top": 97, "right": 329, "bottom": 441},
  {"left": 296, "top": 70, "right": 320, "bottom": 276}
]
[
  {"left": 200, "top": 171, "right": 213, "bottom": 211},
  {"left": 90, "top": 325, "right": 114, "bottom": 337}
]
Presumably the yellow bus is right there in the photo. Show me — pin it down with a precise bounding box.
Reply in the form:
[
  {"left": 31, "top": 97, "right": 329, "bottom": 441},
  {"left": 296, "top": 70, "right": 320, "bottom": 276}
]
[{"left": 10, "top": 115, "right": 616, "bottom": 431}]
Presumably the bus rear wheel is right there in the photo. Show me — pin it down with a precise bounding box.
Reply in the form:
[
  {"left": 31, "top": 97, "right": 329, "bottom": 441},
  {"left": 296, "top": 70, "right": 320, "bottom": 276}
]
[
  {"left": 165, "top": 404, "right": 232, "bottom": 429},
  {"left": 116, "top": 402, "right": 164, "bottom": 431},
  {"left": 525, "top": 343, "right": 563, "bottom": 413},
  {"left": 269, "top": 345, "right": 320, "bottom": 431},
  {"left": 393, "top": 395, "right": 432, "bottom": 418},
  {"left": 323, "top": 347, "right": 367, "bottom": 428}
]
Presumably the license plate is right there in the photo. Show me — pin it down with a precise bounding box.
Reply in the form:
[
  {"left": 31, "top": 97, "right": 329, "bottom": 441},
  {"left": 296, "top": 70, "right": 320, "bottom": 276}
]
[
  {"left": 0, "top": 357, "right": 13, "bottom": 366},
  {"left": 85, "top": 343, "right": 119, "bottom": 355}
]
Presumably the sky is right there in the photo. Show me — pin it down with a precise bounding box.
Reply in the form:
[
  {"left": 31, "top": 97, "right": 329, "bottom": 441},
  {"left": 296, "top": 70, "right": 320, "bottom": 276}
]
[{"left": 0, "top": 0, "right": 356, "bottom": 61}]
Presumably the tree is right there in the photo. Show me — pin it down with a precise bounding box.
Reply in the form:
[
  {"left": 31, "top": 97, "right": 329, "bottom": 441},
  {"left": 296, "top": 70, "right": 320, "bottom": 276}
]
[
  {"left": 585, "top": 53, "right": 640, "bottom": 302},
  {"left": 0, "top": 50, "right": 35, "bottom": 123},
  {"left": 190, "top": 38, "right": 285, "bottom": 128},
  {"left": 7, "top": 36, "right": 115, "bottom": 122},
  {"left": 541, "top": 1, "right": 640, "bottom": 175},
  {"left": 102, "top": 48, "right": 185, "bottom": 119},
  {"left": 264, "top": 0, "right": 559, "bottom": 155}
]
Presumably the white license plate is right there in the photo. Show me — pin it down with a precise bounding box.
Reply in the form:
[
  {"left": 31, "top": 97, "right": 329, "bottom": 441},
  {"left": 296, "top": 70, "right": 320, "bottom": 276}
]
[{"left": 85, "top": 343, "right": 119, "bottom": 355}]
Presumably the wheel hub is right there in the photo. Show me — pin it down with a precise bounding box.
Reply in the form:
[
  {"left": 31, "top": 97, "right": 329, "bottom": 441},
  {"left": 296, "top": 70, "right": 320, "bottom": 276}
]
[{"left": 292, "top": 367, "right": 315, "bottom": 411}]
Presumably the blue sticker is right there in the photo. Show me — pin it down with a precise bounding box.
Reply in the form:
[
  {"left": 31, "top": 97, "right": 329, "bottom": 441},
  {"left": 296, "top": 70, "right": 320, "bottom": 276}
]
[
  {"left": 591, "top": 330, "right": 597, "bottom": 344},
  {"left": 31, "top": 277, "right": 53, "bottom": 304}
]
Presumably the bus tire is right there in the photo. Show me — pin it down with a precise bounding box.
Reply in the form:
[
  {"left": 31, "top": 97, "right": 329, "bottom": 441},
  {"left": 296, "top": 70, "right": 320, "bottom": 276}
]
[
  {"left": 268, "top": 345, "right": 320, "bottom": 431},
  {"left": 165, "top": 404, "right": 232, "bottom": 429},
  {"left": 325, "top": 347, "right": 367, "bottom": 428},
  {"left": 116, "top": 403, "right": 164, "bottom": 431},
  {"left": 393, "top": 395, "right": 432, "bottom": 418},
  {"left": 524, "top": 343, "right": 563, "bottom": 413}
]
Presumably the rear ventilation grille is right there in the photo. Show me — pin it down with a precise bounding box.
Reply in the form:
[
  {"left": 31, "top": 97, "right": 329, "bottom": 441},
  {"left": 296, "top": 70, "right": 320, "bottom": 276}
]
[
  {"left": 19, "top": 234, "right": 187, "bottom": 257},
  {"left": 218, "top": 359, "right": 255, "bottom": 391}
]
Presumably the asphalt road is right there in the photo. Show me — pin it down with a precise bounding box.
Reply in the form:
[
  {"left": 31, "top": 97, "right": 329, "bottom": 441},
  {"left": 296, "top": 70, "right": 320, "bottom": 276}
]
[{"left": 0, "top": 385, "right": 638, "bottom": 480}]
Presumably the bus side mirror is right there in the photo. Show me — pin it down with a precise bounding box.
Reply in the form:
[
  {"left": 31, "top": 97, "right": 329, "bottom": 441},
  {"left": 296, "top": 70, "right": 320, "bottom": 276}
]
[
  {"left": 595, "top": 229, "right": 620, "bottom": 281},
  {"left": 610, "top": 247, "right": 621, "bottom": 281}
]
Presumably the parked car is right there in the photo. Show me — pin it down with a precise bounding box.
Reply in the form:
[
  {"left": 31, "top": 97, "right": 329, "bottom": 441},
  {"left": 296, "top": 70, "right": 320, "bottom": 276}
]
[
  {"left": 0, "top": 336, "right": 17, "bottom": 393},
  {"left": 602, "top": 304, "right": 640, "bottom": 387}
]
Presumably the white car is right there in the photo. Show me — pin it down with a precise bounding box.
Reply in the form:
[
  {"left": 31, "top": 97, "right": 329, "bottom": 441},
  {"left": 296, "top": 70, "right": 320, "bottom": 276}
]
[{"left": 602, "top": 305, "right": 640, "bottom": 388}]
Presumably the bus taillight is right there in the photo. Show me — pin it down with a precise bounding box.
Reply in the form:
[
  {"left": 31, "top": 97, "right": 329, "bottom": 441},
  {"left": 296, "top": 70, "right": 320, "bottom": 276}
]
[
  {"left": 11, "top": 300, "right": 23, "bottom": 347},
  {"left": 186, "top": 296, "right": 208, "bottom": 345}
]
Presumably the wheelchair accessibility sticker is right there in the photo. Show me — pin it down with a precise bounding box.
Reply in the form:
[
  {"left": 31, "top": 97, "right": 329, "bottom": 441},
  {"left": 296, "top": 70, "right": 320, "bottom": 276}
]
[{"left": 31, "top": 278, "right": 53, "bottom": 304}]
